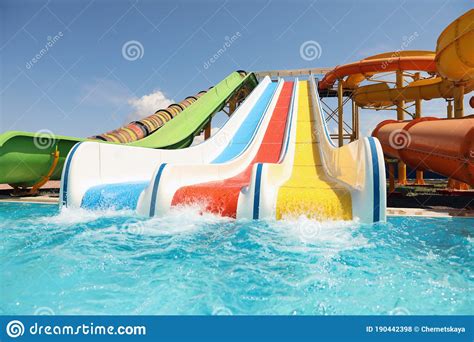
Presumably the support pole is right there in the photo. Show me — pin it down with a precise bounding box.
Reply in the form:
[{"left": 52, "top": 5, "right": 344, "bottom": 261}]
[
  {"left": 337, "top": 80, "right": 344, "bottom": 147},
  {"left": 447, "top": 99, "right": 453, "bottom": 118},
  {"left": 388, "top": 162, "right": 395, "bottom": 194},
  {"left": 204, "top": 120, "right": 211, "bottom": 140},
  {"left": 351, "top": 99, "right": 359, "bottom": 141},
  {"left": 413, "top": 72, "right": 425, "bottom": 185},
  {"left": 453, "top": 85, "right": 464, "bottom": 118},
  {"left": 396, "top": 71, "right": 406, "bottom": 185}
]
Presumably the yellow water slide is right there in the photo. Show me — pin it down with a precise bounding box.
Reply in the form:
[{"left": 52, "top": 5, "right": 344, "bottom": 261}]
[
  {"left": 243, "top": 77, "right": 385, "bottom": 223},
  {"left": 275, "top": 81, "right": 352, "bottom": 220}
]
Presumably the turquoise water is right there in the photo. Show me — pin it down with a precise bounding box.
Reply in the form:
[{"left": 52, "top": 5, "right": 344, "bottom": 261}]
[{"left": 0, "top": 202, "right": 472, "bottom": 315}]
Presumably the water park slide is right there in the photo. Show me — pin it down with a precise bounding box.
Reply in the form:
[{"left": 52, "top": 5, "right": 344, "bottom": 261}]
[
  {"left": 318, "top": 53, "right": 436, "bottom": 90},
  {"left": 61, "top": 76, "right": 275, "bottom": 208},
  {"left": 347, "top": 10, "right": 474, "bottom": 107},
  {"left": 238, "top": 77, "right": 386, "bottom": 223},
  {"left": 135, "top": 79, "right": 282, "bottom": 216},
  {"left": 342, "top": 51, "right": 436, "bottom": 89},
  {"left": 372, "top": 117, "right": 474, "bottom": 186},
  {"left": 142, "top": 80, "right": 293, "bottom": 218},
  {"left": 353, "top": 77, "right": 474, "bottom": 107},
  {"left": 0, "top": 71, "right": 255, "bottom": 187},
  {"left": 361, "top": 9, "right": 474, "bottom": 186},
  {"left": 435, "top": 8, "right": 474, "bottom": 83}
]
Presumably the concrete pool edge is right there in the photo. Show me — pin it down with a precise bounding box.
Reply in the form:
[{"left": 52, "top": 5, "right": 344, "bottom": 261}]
[{"left": 386, "top": 208, "right": 474, "bottom": 218}]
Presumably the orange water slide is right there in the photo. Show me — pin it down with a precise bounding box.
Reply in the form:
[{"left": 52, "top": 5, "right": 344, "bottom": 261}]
[
  {"left": 342, "top": 51, "right": 436, "bottom": 89},
  {"left": 353, "top": 9, "right": 474, "bottom": 107},
  {"left": 372, "top": 117, "right": 474, "bottom": 185},
  {"left": 353, "top": 77, "right": 474, "bottom": 107},
  {"left": 318, "top": 53, "right": 436, "bottom": 90}
]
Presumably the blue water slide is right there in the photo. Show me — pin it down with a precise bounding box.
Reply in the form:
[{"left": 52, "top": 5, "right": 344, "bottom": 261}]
[{"left": 81, "top": 82, "right": 278, "bottom": 211}]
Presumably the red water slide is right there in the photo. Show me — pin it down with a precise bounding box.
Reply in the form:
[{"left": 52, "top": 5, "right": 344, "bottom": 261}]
[
  {"left": 172, "top": 82, "right": 294, "bottom": 217},
  {"left": 372, "top": 116, "right": 474, "bottom": 186}
]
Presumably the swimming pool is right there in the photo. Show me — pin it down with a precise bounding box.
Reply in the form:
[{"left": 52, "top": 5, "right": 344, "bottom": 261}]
[{"left": 0, "top": 202, "right": 472, "bottom": 315}]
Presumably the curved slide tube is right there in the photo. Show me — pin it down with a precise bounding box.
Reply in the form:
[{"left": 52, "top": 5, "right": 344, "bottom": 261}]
[
  {"left": 239, "top": 77, "right": 386, "bottom": 223},
  {"left": 318, "top": 56, "right": 436, "bottom": 90},
  {"left": 0, "top": 71, "right": 256, "bottom": 187},
  {"left": 61, "top": 76, "right": 274, "bottom": 208},
  {"left": 136, "top": 80, "right": 281, "bottom": 216},
  {"left": 343, "top": 51, "right": 436, "bottom": 89},
  {"left": 354, "top": 77, "right": 474, "bottom": 107},
  {"left": 372, "top": 116, "right": 474, "bottom": 186},
  {"left": 436, "top": 9, "right": 474, "bottom": 83},
  {"left": 147, "top": 80, "right": 294, "bottom": 218}
]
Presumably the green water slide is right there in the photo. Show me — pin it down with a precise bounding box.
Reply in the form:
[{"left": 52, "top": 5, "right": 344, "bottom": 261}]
[{"left": 0, "top": 71, "right": 258, "bottom": 187}]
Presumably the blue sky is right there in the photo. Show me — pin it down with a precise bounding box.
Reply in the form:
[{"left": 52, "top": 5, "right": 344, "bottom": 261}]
[{"left": 0, "top": 0, "right": 471, "bottom": 138}]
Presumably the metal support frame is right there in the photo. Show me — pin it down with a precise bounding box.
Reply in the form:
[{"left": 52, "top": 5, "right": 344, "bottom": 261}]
[
  {"left": 320, "top": 96, "right": 353, "bottom": 142},
  {"left": 395, "top": 70, "right": 407, "bottom": 185},
  {"left": 413, "top": 72, "right": 425, "bottom": 185},
  {"left": 337, "top": 80, "right": 344, "bottom": 147},
  {"left": 351, "top": 100, "right": 359, "bottom": 141},
  {"left": 11, "top": 147, "right": 60, "bottom": 196}
]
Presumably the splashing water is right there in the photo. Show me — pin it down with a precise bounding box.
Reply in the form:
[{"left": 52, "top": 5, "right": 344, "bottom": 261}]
[{"left": 0, "top": 202, "right": 472, "bottom": 315}]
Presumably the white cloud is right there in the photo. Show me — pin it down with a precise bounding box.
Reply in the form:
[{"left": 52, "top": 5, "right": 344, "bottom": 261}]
[
  {"left": 80, "top": 79, "right": 131, "bottom": 107},
  {"left": 126, "top": 90, "right": 174, "bottom": 122}
]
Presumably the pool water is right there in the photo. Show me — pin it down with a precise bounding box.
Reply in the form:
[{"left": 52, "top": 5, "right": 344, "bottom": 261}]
[{"left": 0, "top": 202, "right": 472, "bottom": 315}]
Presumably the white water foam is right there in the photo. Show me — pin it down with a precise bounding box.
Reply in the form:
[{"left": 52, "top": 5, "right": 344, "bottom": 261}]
[
  {"left": 36, "top": 207, "right": 135, "bottom": 225},
  {"left": 269, "top": 215, "right": 372, "bottom": 256}
]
